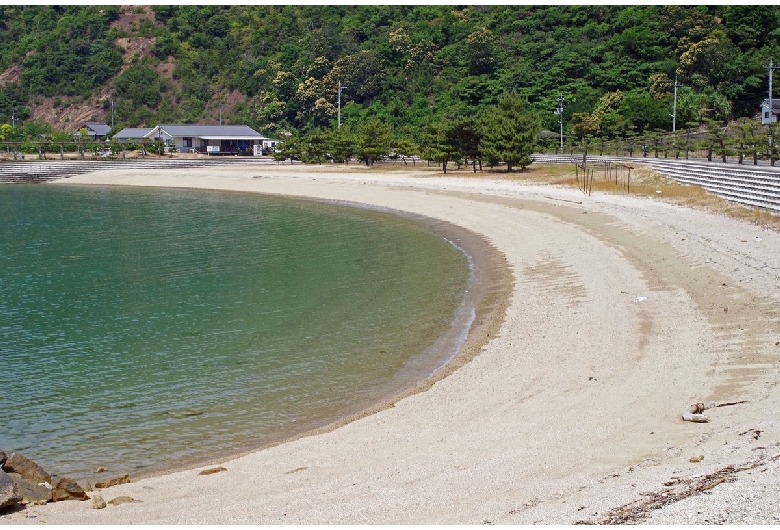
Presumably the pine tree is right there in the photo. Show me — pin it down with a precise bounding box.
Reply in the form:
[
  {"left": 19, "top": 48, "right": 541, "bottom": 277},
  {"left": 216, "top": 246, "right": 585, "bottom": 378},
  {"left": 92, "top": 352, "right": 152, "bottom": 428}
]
[{"left": 479, "top": 93, "right": 540, "bottom": 172}]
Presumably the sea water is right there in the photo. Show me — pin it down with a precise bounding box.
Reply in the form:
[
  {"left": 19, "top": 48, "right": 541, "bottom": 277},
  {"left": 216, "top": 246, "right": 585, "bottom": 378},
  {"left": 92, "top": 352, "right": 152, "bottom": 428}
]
[{"left": 0, "top": 184, "right": 471, "bottom": 482}]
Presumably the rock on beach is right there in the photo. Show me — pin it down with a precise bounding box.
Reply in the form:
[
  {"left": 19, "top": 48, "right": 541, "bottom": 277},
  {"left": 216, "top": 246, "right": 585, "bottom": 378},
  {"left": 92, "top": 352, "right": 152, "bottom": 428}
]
[
  {"left": 0, "top": 451, "right": 91, "bottom": 512},
  {"left": 3, "top": 453, "right": 51, "bottom": 485},
  {"left": 51, "top": 477, "right": 89, "bottom": 502},
  {"left": 5, "top": 473, "right": 51, "bottom": 505},
  {"left": 0, "top": 470, "right": 22, "bottom": 510}
]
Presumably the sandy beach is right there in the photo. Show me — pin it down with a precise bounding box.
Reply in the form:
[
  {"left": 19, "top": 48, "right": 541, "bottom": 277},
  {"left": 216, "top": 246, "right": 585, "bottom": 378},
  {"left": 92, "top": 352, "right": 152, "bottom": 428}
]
[{"left": 3, "top": 162, "right": 780, "bottom": 524}]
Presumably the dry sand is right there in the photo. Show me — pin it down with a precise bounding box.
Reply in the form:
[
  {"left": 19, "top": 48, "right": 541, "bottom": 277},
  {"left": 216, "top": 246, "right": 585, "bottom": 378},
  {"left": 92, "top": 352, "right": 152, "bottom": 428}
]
[{"left": 4, "top": 162, "right": 780, "bottom": 525}]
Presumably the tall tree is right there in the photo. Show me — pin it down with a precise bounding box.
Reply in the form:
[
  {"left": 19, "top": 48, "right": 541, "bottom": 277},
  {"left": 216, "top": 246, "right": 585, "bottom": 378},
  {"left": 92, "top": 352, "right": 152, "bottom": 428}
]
[
  {"left": 355, "top": 119, "right": 392, "bottom": 166},
  {"left": 479, "top": 93, "right": 540, "bottom": 172},
  {"left": 418, "top": 119, "right": 458, "bottom": 173}
]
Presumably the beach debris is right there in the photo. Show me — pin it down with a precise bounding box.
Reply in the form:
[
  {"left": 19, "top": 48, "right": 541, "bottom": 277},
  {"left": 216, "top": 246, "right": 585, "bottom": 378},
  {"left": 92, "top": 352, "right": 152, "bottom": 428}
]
[
  {"left": 94, "top": 474, "right": 130, "bottom": 489},
  {"left": 636, "top": 296, "right": 647, "bottom": 302},
  {"left": 3, "top": 454, "right": 51, "bottom": 485},
  {"left": 680, "top": 400, "right": 746, "bottom": 423},
  {"left": 739, "top": 429, "right": 762, "bottom": 440},
  {"left": 108, "top": 495, "right": 142, "bottom": 506},
  {"left": 6, "top": 473, "right": 52, "bottom": 505},
  {"left": 716, "top": 400, "right": 748, "bottom": 408},
  {"left": 0, "top": 470, "right": 22, "bottom": 510},
  {"left": 198, "top": 466, "right": 227, "bottom": 476},
  {"left": 575, "top": 458, "right": 773, "bottom": 524},
  {"left": 95, "top": 467, "right": 107, "bottom": 473},
  {"left": 51, "top": 477, "right": 89, "bottom": 502},
  {"left": 92, "top": 494, "right": 107, "bottom": 510},
  {"left": 682, "top": 402, "right": 716, "bottom": 423},
  {"left": 689, "top": 455, "right": 704, "bottom": 463}
]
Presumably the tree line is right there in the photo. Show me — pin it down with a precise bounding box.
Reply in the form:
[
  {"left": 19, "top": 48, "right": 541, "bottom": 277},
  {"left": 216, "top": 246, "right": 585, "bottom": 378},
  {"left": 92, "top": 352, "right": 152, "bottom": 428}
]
[
  {"left": 274, "top": 93, "right": 540, "bottom": 172},
  {"left": 2, "top": 6, "right": 780, "bottom": 143}
]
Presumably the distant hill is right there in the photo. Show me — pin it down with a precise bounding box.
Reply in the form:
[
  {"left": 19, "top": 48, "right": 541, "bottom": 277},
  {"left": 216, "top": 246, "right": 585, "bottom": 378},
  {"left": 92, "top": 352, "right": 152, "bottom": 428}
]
[{"left": 1, "top": 5, "right": 779, "bottom": 139}]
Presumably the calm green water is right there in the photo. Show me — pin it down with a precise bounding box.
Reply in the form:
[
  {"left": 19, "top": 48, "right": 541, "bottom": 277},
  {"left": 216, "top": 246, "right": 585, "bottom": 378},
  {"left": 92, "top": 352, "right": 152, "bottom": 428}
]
[{"left": 0, "top": 184, "right": 471, "bottom": 482}]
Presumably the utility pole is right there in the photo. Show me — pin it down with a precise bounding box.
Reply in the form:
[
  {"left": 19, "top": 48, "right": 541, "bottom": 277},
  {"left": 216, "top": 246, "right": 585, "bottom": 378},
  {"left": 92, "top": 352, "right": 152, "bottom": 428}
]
[
  {"left": 554, "top": 96, "right": 565, "bottom": 149},
  {"left": 767, "top": 57, "right": 780, "bottom": 123},
  {"left": 671, "top": 76, "right": 684, "bottom": 133},
  {"left": 110, "top": 99, "right": 115, "bottom": 129},
  {"left": 766, "top": 58, "right": 780, "bottom": 165},
  {"left": 338, "top": 81, "right": 348, "bottom": 129},
  {"left": 11, "top": 105, "right": 16, "bottom": 128}
]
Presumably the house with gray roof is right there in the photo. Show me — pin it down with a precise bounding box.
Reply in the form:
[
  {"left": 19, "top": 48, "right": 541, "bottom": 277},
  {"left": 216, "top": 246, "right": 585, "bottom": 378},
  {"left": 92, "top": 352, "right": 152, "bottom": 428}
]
[
  {"left": 111, "top": 128, "right": 154, "bottom": 142},
  {"left": 145, "top": 124, "right": 267, "bottom": 155},
  {"left": 81, "top": 122, "right": 112, "bottom": 140}
]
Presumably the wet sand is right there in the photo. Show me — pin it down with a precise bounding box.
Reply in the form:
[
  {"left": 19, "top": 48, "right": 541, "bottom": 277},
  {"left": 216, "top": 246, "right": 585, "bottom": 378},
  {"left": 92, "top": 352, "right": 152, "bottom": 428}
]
[{"left": 4, "top": 162, "right": 780, "bottom": 524}]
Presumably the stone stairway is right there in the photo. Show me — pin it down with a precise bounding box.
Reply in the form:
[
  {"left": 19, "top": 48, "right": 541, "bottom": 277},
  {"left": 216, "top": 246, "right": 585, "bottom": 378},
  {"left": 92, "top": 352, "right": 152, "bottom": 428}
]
[
  {"left": 649, "top": 160, "right": 780, "bottom": 213},
  {"left": 531, "top": 154, "right": 780, "bottom": 213}
]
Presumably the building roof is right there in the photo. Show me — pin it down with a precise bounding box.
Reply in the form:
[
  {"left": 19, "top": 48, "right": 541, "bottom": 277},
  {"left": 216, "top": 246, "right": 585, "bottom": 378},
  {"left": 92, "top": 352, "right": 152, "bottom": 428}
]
[
  {"left": 112, "top": 128, "right": 153, "bottom": 140},
  {"left": 84, "top": 122, "right": 112, "bottom": 136},
  {"left": 148, "top": 124, "right": 265, "bottom": 139},
  {"left": 761, "top": 99, "right": 780, "bottom": 112}
]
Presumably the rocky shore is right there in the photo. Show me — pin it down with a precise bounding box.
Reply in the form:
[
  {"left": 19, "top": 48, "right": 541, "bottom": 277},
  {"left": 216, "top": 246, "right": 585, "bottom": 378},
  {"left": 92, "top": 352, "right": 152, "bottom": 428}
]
[{"left": 0, "top": 450, "right": 128, "bottom": 512}]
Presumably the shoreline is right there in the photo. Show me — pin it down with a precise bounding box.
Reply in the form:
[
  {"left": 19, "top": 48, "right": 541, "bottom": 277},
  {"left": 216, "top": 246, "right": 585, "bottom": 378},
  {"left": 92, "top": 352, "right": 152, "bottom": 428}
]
[
  {"left": 126, "top": 195, "right": 513, "bottom": 485},
  {"left": 4, "top": 163, "right": 780, "bottom": 524}
]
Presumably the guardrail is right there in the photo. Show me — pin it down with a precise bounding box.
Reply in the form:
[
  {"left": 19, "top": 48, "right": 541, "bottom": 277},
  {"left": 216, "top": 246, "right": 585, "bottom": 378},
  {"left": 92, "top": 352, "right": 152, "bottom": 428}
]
[{"left": 531, "top": 154, "right": 780, "bottom": 213}]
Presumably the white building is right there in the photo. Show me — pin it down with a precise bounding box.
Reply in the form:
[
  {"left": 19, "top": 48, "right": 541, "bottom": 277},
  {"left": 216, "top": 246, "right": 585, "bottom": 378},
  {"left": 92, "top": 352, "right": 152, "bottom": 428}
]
[{"left": 760, "top": 99, "right": 780, "bottom": 124}]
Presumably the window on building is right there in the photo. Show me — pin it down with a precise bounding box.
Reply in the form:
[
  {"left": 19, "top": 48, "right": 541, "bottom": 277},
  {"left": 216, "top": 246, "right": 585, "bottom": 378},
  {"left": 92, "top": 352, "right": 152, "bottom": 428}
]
[{"left": 183, "top": 137, "right": 193, "bottom": 148}]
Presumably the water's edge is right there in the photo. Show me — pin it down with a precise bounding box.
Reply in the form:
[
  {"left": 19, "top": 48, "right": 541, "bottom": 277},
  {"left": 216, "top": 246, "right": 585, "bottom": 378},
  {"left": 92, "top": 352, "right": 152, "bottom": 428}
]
[
  {"left": 34, "top": 183, "right": 514, "bottom": 484},
  {"left": 130, "top": 189, "right": 514, "bottom": 482}
]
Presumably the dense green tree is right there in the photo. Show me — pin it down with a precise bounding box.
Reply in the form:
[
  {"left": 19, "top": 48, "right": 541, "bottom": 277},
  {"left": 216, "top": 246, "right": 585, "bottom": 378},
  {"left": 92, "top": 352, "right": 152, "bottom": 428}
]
[
  {"left": 479, "top": 93, "right": 540, "bottom": 172},
  {"left": 271, "top": 134, "right": 304, "bottom": 163},
  {"left": 355, "top": 119, "right": 393, "bottom": 166},
  {"left": 447, "top": 117, "right": 483, "bottom": 171},
  {"left": 327, "top": 126, "right": 358, "bottom": 163},
  {"left": 114, "top": 64, "right": 164, "bottom": 108},
  {"left": 418, "top": 119, "right": 458, "bottom": 173},
  {"left": 731, "top": 117, "right": 762, "bottom": 165},
  {"left": 299, "top": 128, "right": 329, "bottom": 163},
  {"left": 391, "top": 137, "right": 420, "bottom": 165}
]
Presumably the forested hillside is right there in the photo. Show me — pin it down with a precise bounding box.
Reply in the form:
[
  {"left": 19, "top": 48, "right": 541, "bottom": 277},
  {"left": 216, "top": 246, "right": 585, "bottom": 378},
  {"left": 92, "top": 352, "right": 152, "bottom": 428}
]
[{"left": 1, "top": 5, "right": 779, "bottom": 147}]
